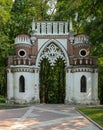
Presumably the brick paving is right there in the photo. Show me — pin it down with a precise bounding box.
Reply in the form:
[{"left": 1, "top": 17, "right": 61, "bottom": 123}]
[{"left": 0, "top": 104, "right": 101, "bottom": 130}]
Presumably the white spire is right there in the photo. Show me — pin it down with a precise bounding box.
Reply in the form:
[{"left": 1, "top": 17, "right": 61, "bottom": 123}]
[
  {"left": 69, "top": 17, "right": 73, "bottom": 31},
  {"left": 32, "top": 18, "right": 35, "bottom": 31}
]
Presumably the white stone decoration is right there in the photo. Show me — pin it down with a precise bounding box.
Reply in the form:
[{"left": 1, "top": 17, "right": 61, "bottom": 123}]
[
  {"left": 47, "top": 22, "right": 52, "bottom": 34},
  {"left": 69, "top": 18, "right": 73, "bottom": 31},
  {"left": 74, "top": 35, "right": 89, "bottom": 44},
  {"left": 39, "top": 43, "right": 66, "bottom": 66},
  {"left": 41, "top": 22, "right": 46, "bottom": 34},
  {"left": 59, "top": 22, "right": 63, "bottom": 34},
  {"left": 32, "top": 18, "right": 35, "bottom": 31},
  {"left": 65, "top": 22, "right": 68, "bottom": 34},
  {"left": 37, "top": 23, "right": 40, "bottom": 34},
  {"left": 31, "top": 21, "right": 68, "bottom": 35},
  {"left": 15, "top": 35, "right": 31, "bottom": 45},
  {"left": 53, "top": 22, "right": 58, "bottom": 34}
]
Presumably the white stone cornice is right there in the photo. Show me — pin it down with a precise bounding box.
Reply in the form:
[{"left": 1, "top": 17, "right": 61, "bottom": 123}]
[
  {"left": 36, "top": 35, "right": 69, "bottom": 39},
  {"left": 15, "top": 43, "right": 31, "bottom": 48}
]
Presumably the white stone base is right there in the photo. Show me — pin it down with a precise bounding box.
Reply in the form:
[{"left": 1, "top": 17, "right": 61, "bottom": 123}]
[
  {"left": 65, "top": 99, "right": 99, "bottom": 105},
  {"left": 7, "top": 98, "right": 40, "bottom": 104}
]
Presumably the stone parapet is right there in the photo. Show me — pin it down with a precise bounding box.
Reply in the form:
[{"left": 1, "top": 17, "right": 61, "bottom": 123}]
[
  {"left": 69, "top": 57, "right": 97, "bottom": 66},
  {"left": 7, "top": 56, "right": 36, "bottom": 66},
  {"left": 32, "top": 21, "right": 68, "bottom": 35},
  {"left": 15, "top": 34, "right": 31, "bottom": 45}
]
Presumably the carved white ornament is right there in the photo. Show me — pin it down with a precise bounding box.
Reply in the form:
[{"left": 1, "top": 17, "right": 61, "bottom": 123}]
[{"left": 39, "top": 43, "right": 66, "bottom": 66}]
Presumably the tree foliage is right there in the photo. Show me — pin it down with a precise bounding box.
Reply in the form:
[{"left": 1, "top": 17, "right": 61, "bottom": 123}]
[
  {"left": 9, "top": 0, "right": 49, "bottom": 36},
  {"left": 40, "top": 58, "right": 65, "bottom": 104},
  {"left": 0, "top": 0, "right": 13, "bottom": 97}
]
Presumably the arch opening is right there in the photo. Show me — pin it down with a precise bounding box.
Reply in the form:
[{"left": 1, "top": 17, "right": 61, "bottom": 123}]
[
  {"left": 40, "top": 58, "right": 65, "bottom": 103},
  {"left": 19, "top": 76, "right": 25, "bottom": 92},
  {"left": 80, "top": 75, "right": 86, "bottom": 92},
  {"left": 36, "top": 39, "right": 69, "bottom": 68},
  {"left": 36, "top": 40, "right": 69, "bottom": 104}
]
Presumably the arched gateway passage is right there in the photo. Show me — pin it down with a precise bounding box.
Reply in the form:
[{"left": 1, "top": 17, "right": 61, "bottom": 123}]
[
  {"left": 36, "top": 40, "right": 69, "bottom": 103},
  {"left": 40, "top": 58, "right": 65, "bottom": 103}
]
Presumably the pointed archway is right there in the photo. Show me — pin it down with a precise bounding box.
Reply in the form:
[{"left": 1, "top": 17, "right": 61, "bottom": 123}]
[
  {"left": 36, "top": 39, "right": 69, "bottom": 104},
  {"left": 40, "top": 58, "right": 65, "bottom": 103},
  {"left": 36, "top": 39, "right": 69, "bottom": 67}
]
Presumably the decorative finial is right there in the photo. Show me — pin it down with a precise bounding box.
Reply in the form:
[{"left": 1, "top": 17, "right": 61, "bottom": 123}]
[
  {"left": 32, "top": 18, "right": 35, "bottom": 31},
  {"left": 69, "top": 17, "right": 73, "bottom": 32},
  {"left": 31, "top": 18, "right": 37, "bottom": 43},
  {"left": 69, "top": 17, "right": 74, "bottom": 43}
]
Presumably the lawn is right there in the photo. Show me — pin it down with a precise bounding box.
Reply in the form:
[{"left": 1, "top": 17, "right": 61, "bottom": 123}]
[
  {"left": 0, "top": 104, "right": 28, "bottom": 109},
  {"left": 77, "top": 106, "right": 103, "bottom": 127}
]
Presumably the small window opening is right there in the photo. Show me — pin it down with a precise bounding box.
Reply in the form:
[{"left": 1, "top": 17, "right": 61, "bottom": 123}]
[
  {"left": 81, "top": 75, "right": 86, "bottom": 92},
  {"left": 19, "top": 50, "right": 25, "bottom": 56},
  {"left": 19, "top": 76, "right": 25, "bottom": 92}
]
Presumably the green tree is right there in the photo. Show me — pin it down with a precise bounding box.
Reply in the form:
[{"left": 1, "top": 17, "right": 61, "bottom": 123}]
[
  {"left": 8, "top": 0, "right": 50, "bottom": 37},
  {"left": 0, "top": 0, "right": 13, "bottom": 97}
]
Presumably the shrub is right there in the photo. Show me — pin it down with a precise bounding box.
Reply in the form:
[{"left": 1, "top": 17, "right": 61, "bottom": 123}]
[{"left": 0, "top": 96, "right": 6, "bottom": 103}]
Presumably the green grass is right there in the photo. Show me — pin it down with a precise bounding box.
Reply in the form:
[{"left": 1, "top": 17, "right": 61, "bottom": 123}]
[
  {"left": 0, "top": 104, "right": 28, "bottom": 109},
  {"left": 77, "top": 106, "right": 103, "bottom": 127}
]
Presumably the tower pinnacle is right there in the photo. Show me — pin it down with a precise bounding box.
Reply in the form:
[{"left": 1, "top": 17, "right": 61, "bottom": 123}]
[
  {"left": 69, "top": 17, "right": 73, "bottom": 32},
  {"left": 32, "top": 18, "right": 35, "bottom": 32}
]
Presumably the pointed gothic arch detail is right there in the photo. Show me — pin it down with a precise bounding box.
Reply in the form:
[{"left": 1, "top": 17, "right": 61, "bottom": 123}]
[
  {"left": 36, "top": 39, "right": 69, "bottom": 67},
  {"left": 19, "top": 75, "right": 25, "bottom": 92},
  {"left": 39, "top": 43, "right": 66, "bottom": 66},
  {"left": 80, "top": 75, "right": 86, "bottom": 92}
]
